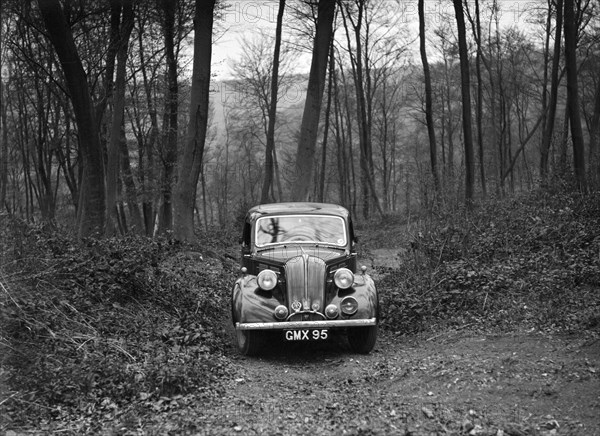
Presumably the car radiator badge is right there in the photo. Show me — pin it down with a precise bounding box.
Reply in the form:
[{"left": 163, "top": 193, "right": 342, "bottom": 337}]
[{"left": 302, "top": 298, "right": 310, "bottom": 310}]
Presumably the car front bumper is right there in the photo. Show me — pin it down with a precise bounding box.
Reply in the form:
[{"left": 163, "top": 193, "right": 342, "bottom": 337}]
[{"left": 236, "top": 318, "right": 377, "bottom": 330}]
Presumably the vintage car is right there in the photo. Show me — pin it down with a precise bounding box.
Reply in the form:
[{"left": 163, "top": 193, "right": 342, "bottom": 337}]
[{"left": 231, "top": 202, "right": 378, "bottom": 355}]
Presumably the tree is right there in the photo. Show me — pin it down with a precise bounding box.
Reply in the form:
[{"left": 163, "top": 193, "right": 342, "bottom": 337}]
[
  {"left": 128, "top": 5, "right": 163, "bottom": 236},
  {"left": 540, "top": 0, "right": 563, "bottom": 183},
  {"left": 590, "top": 79, "right": 600, "bottom": 187},
  {"left": 292, "top": 0, "right": 335, "bottom": 202},
  {"left": 172, "top": 0, "right": 215, "bottom": 241},
  {"left": 0, "top": 78, "right": 6, "bottom": 211},
  {"left": 317, "top": 39, "right": 334, "bottom": 202},
  {"left": 419, "top": 0, "right": 440, "bottom": 196},
  {"left": 339, "top": 0, "right": 384, "bottom": 218},
  {"left": 157, "top": 0, "right": 180, "bottom": 233},
  {"left": 261, "top": 0, "right": 286, "bottom": 204},
  {"left": 564, "top": 0, "right": 586, "bottom": 190},
  {"left": 465, "top": 0, "right": 487, "bottom": 196},
  {"left": 37, "top": 0, "right": 105, "bottom": 237},
  {"left": 105, "top": 0, "right": 134, "bottom": 236},
  {"left": 452, "top": 0, "right": 475, "bottom": 202}
]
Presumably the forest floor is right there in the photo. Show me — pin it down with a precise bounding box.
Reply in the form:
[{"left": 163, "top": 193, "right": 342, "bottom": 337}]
[{"left": 1, "top": 189, "right": 599, "bottom": 435}]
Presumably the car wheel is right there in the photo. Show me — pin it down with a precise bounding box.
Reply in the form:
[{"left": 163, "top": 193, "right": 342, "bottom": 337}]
[
  {"left": 347, "top": 325, "right": 377, "bottom": 354},
  {"left": 236, "top": 329, "right": 263, "bottom": 356}
]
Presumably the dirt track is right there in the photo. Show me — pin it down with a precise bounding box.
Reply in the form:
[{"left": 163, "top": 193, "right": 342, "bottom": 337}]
[{"left": 139, "top": 329, "right": 600, "bottom": 435}]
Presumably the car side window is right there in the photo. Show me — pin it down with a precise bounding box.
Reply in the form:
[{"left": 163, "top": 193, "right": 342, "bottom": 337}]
[
  {"left": 348, "top": 218, "right": 357, "bottom": 245},
  {"left": 242, "top": 221, "right": 251, "bottom": 247}
]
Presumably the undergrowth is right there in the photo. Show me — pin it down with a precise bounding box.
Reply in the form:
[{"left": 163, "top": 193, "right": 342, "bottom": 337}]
[
  {"left": 0, "top": 225, "right": 236, "bottom": 431},
  {"left": 375, "top": 188, "right": 600, "bottom": 336}
]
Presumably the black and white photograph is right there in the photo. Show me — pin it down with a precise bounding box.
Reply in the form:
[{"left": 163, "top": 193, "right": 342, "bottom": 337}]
[{"left": 0, "top": 0, "right": 599, "bottom": 434}]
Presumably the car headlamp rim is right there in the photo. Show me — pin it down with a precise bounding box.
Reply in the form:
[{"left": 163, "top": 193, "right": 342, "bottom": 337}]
[
  {"left": 334, "top": 268, "right": 354, "bottom": 289},
  {"left": 257, "top": 269, "right": 278, "bottom": 291}
]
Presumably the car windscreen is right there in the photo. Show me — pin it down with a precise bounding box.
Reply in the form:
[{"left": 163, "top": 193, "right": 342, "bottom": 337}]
[{"left": 254, "top": 215, "right": 347, "bottom": 247}]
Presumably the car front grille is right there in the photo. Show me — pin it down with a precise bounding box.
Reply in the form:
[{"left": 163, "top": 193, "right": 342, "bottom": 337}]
[{"left": 285, "top": 254, "right": 326, "bottom": 314}]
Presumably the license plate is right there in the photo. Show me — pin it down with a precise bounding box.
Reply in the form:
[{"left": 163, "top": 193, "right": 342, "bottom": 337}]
[{"left": 284, "top": 329, "right": 328, "bottom": 341}]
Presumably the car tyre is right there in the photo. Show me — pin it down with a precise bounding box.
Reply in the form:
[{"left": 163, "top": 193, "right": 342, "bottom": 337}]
[
  {"left": 348, "top": 325, "right": 377, "bottom": 354},
  {"left": 236, "top": 329, "right": 263, "bottom": 356}
]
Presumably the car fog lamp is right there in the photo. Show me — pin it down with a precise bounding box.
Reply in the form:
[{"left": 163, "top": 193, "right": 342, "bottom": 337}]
[
  {"left": 274, "top": 305, "right": 288, "bottom": 320},
  {"left": 257, "top": 269, "right": 278, "bottom": 291},
  {"left": 325, "top": 304, "right": 339, "bottom": 319},
  {"left": 334, "top": 268, "right": 354, "bottom": 289},
  {"left": 340, "top": 297, "right": 358, "bottom": 315}
]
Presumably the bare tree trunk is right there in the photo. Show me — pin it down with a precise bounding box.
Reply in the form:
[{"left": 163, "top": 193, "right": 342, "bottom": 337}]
[
  {"left": 318, "top": 39, "right": 334, "bottom": 203},
  {"left": 93, "top": 0, "right": 121, "bottom": 134},
  {"left": 261, "top": 0, "right": 285, "bottom": 204},
  {"left": 106, "top": 0, "right": 134, "bottom": 236},
  {"left": 443, "top": 58, "right": 455, "bottom": 180},
  {"left": 340, "top": 63, "right": 358, "bottom": 214},
  {"left": 453, "top": 0, "right": 475, "bottom": 202},
  {"left": 540, "top": 0, "right": 551, "bottom": 174},
  {"left": 292, "top": 0, "right": 335, "bottom": 202},
  {"left": 55, "top": 113, "right": 79, "bottom": 210},
  {"left": 0, "top": 79, "right": 8, "bottom": 211},
  {"left": 419, "top": 0, "right": 440, "bottom": 196},
  {"left": 559, "top": 106, "right": 570, "bottom": 174},
  {"left": 564, "top": 0, "right": 586, "bottom": 191},
  {"left": 540, "top": 0, "right": 563, "bottom": 184},
  {"left": 38, "top": 0, "right": 105, "bottom": 237},
  {"left": 120, "top": 124, "right": 144, "bottom": 233},
  {"left": 331, "top": 58, "right": 347, "bottom": 207},
  {"left": 589, "top": 79, "right": 600, "bottom": 188},
  {"left": 172, "top": 0, "right": 215, "bottom": 242},
  {"left": 473, "top": 0, "right": 486, "bottom": 197},
  {"left": 340, "top": 1, "right": 382, "bottom": 218},
  {"left": 158, "top": 0, "right": 180, "bottom": 233},
  {"left": 137, "top": 17, "right": 159, "bottom": 236}
]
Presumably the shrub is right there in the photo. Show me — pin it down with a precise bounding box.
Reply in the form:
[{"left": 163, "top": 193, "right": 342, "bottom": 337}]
[
  {"left": 376, "top": 189, "right": 600, "bottom": 334},
  {"left": 0, "top": 223, "right": 233, "bottom": 429}
]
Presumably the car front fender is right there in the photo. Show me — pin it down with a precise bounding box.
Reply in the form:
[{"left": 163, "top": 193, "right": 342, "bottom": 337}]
[
  {"left": 351, "top": 272, "right": 378, "bottom": 319},
  {"left": 327, "top": 272, "right": 378, "bottom": 320},
  {"left": 231, "top": 275, "right": 280, "bottom": 325}
]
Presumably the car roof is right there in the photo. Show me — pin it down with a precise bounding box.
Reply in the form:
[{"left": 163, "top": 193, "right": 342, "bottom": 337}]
[{"left": 246, "top": 202, "right": 350, "bottom": 222}]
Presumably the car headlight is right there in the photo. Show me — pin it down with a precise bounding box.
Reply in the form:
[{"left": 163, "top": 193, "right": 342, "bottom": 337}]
[
  {"left": 340, "top": 296, "right": 358, "bottom": 315},
  {"left": 334, "top": 268, "right": 354, "bottom": 289},
  {"left": 257, "top": 269, "right": 278, "bottom": 290}
]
